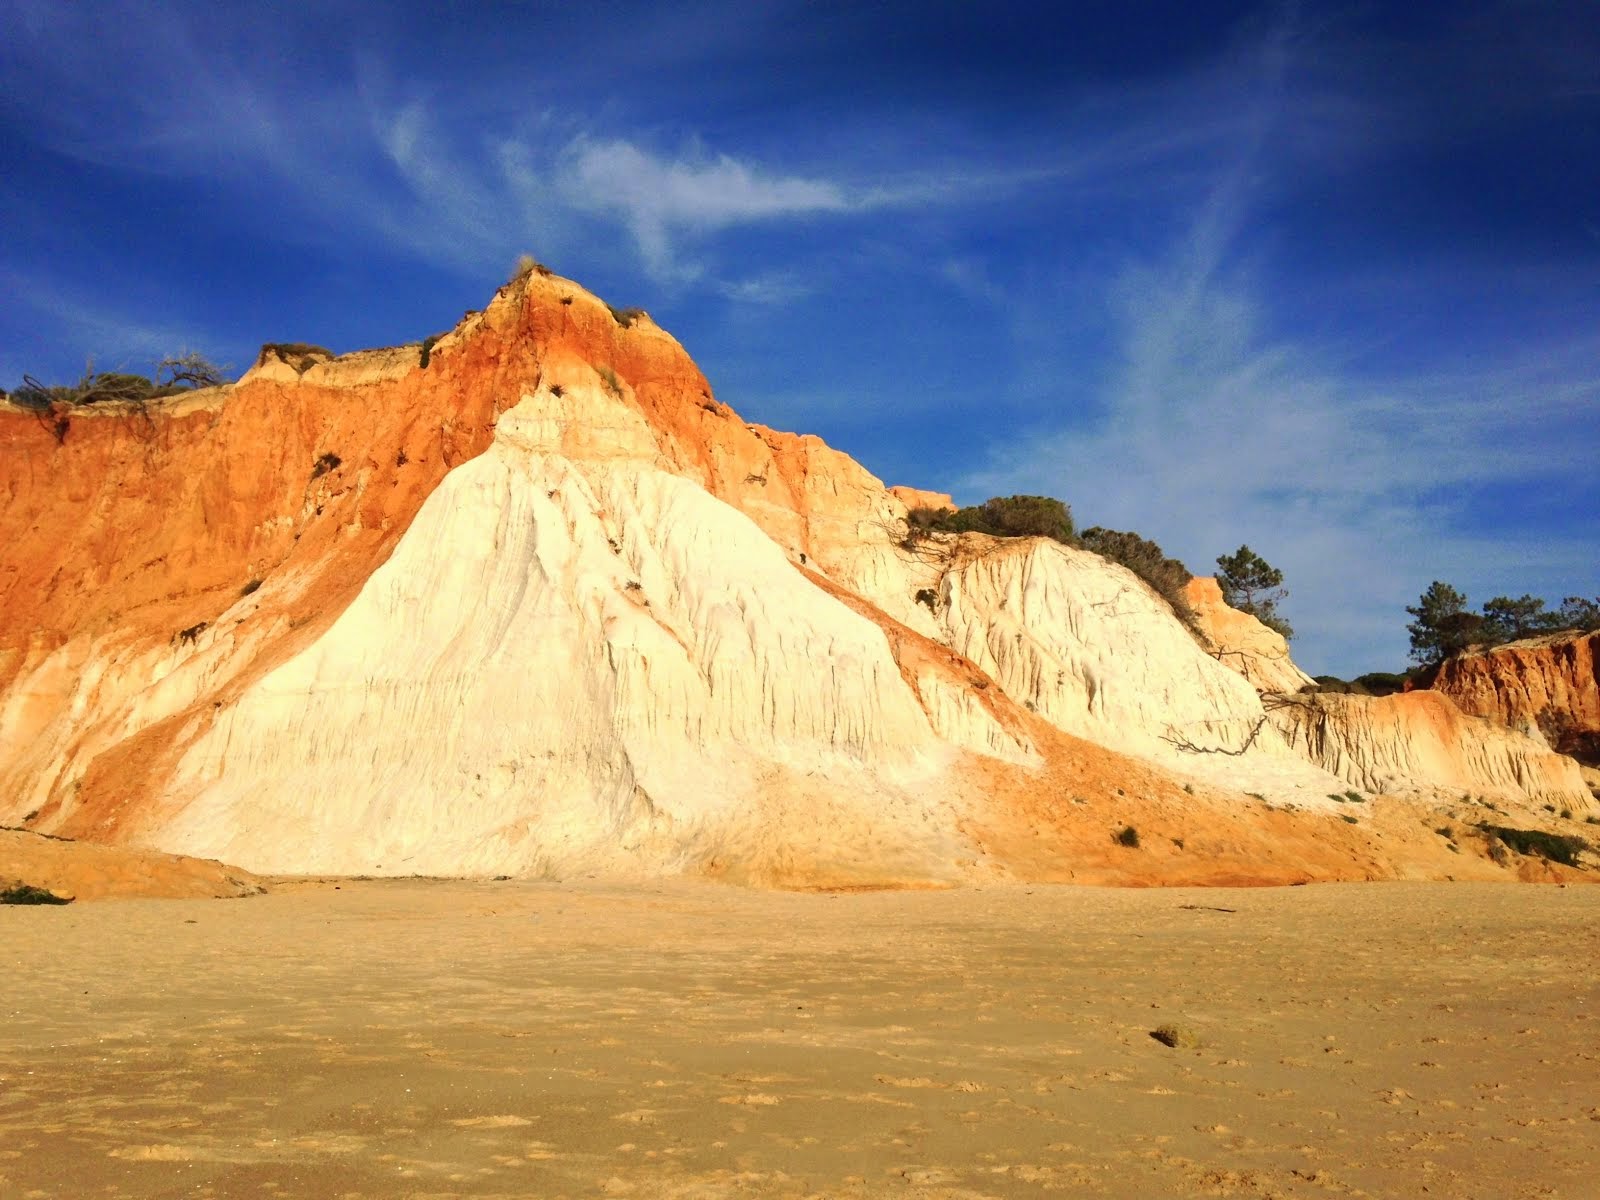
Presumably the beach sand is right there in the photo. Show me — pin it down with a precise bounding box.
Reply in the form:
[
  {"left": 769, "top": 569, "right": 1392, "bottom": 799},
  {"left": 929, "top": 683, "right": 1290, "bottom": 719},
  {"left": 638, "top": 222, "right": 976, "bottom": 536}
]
[{"left": 3, "top": 879, "right": 1597, "bottom": 1198}]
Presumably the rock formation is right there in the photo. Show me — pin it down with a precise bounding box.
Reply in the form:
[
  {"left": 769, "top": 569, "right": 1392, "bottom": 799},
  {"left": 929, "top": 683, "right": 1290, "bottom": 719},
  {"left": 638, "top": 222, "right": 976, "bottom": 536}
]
[
  {"left": 1185, "top": 576, "right": 1315, "bottom": 695},
  {"left": 1, "top": 268, "right": 1591, "bottom": 885},
  {"left": 1188, "top": 579, "right": 1590, "bottom": 809},
  {"left": 1432, "top": 631, "right": 1600, "bottom": 759}
]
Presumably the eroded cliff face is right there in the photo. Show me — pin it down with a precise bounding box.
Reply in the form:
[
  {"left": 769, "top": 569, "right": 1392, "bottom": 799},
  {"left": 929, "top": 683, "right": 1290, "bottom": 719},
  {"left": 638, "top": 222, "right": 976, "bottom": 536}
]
[
  {"left": 1189, "top": 578, "right": 1589, "bottom": 807},
  {"left": 1184, "top": 577, "right": 1315, "bottom": 695},
  {"left": 1267, "top": 691, "right": 1589, "bottom": 806},
  {"left": 1432, "top": 632, "right": 1600, "bottom": 757},
  {"left": 0, "top": 269, "right": 1587, "bottom": 884}
]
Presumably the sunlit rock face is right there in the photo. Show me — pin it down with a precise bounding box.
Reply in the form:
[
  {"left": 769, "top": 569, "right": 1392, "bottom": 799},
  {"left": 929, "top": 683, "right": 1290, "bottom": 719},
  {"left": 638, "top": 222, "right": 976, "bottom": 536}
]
[
  {"left": 1433, "top": 632, "right": 1600, "bottom": 751},
  {"left": 1191, "top": 581, "right": 1588, "bottom": 808},
  {"left": 0, "top": 269, "right": 1586, "bottom": 885}
]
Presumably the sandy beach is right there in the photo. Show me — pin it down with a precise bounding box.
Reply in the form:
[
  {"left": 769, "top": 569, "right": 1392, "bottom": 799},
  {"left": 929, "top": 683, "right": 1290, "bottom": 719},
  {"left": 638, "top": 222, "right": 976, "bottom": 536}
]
[{"left": 3, "top": 879, "right": 1598, "bottom": 1199}]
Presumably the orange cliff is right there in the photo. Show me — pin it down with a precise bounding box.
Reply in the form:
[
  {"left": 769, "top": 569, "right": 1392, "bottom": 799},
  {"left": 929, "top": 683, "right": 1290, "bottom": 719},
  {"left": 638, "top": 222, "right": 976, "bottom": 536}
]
[
  {"left": 1431, "top": 631, "right": 1600, "bottom": 755},
  {"left": 0, "top": 268, "right": 1593, "bottom": 888},
  {"left": 0, "top": 271, "right": 896, "bottom": 831}
]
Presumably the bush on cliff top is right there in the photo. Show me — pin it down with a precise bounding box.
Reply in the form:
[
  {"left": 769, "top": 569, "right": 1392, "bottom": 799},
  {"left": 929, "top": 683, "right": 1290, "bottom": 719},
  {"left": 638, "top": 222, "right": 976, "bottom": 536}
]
[
  {"left": 904, "top": 497, "right": 1205, "bottom": 631},
  {"left": 8, "top": 353, "right": 230, "bottom": 412},
  {"left": 909, "top": 495, "right": 1075, "bottom": 545},
  {"left": 1080, "top": 526, "right": 1196, "bottom": 628}
]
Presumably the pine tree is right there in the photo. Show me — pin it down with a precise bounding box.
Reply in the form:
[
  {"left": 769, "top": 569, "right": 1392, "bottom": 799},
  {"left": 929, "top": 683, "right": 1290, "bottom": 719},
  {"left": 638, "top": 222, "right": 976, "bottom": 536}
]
[{"left": 1215, "top": 545, "right": 1292, "bottom": 640}]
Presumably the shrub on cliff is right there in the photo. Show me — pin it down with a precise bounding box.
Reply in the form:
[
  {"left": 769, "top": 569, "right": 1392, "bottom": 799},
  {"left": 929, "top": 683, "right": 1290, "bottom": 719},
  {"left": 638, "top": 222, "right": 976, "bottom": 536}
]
[
  {"left": 9, "top": 353, "right": 229, "bottom": 412},
  {"left": 1478, "top": 824, "right": 1587, "bottom": 868},
  {"left": 606, "top": 304, "right": 648, "bottom": 329},
  {"left": 912, "top": 495, "right": 1075, "bottom": 545},
  {"left": 257, "top": 344, "right": 332, "bottom": 375}
]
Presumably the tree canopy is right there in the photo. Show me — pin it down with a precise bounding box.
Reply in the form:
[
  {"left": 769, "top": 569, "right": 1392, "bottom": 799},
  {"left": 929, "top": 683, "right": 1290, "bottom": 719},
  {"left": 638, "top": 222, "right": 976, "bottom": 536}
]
[
  {"left": 1406, "top": 583, "right": 1600, "bottom": 666},
  {"left": 1215, "top": 544, "right": 1292, "bottom": 640}
]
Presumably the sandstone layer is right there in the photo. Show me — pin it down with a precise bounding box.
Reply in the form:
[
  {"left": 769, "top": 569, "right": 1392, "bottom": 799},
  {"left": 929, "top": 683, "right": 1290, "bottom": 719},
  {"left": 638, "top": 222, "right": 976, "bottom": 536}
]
[
  {"left": 1, "top": 268, "right": 1590, "bottom": 884},
  {"left": 1432, "top": 631, "right": 1600, "bottom": 759},
  {"left": 1190, "top": 578, "right": 1589, "bottom": 808},
  {"left": 1184, "top": 576, "right": 1315, "bottom": 695}
]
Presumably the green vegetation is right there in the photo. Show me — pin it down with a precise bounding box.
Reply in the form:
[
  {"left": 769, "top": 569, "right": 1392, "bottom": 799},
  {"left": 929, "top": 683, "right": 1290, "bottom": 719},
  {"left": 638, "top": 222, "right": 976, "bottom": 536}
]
[
  {"left": 1215, "top": 544, "right": 1292, "bottom": 640},
  {"left": 1407, "top": 582, "right": 1600, "bottom": 666},
  {"left": 909, "top": 494, "right": 1075, "bottom": 544},
  {"left": 1310, "top": 670, "right": 1417, "bottom": 696},
  {"left": 1479, "top": 824, "right": 1587, "bottom": 868},
  {"left": 8, "top": 352, "right": 231, "bottom": 443},
  {"left": 9, "top": 353, "right": 229, "bottom": 412},
  {"left": 419, "top": 334, "right": 442, "bottom": 369},
  {"left": 1113, "top": 825, "right": 1141, "bottom": 848},
  {"left": 597, "top": 365, "right": 623, "bottom": 397}
]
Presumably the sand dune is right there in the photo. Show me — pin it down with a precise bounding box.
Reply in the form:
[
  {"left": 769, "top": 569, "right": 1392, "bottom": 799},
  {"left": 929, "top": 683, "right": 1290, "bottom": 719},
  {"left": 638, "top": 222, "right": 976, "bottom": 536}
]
[{"left": 3, "top": 878, "right": 1597, "bottom": 1198}]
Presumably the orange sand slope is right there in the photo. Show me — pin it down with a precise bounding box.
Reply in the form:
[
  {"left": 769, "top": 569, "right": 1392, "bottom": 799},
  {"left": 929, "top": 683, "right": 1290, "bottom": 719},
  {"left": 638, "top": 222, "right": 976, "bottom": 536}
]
[{"left": 0, "top": 828, "right": 262, "bottom": 901}]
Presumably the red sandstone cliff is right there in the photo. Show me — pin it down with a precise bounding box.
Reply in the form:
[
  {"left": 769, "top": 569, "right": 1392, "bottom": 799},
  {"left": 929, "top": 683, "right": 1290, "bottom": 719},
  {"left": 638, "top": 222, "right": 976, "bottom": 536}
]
[{"left": 1432, "top": 632, "right": 1600, "bottom": 763}]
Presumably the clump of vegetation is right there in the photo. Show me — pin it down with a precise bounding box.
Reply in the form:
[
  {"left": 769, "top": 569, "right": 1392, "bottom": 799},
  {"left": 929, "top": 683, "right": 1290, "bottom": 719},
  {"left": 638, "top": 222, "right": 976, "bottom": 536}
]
[
  {"left": 597, "top": 365, "right": 624, "bottom": 397},
  {"left": 1, "top": 883, "right": 72, "bottom": 905},
  {"left": 259, "top": 343, "right": 333, "bottom": 375},
  {"left": 418, "top": 334, "right": 444, "bottom": 369},
  {"left": 1340, "top": 814, "right": 1359, "bottom": 825},
  {"left": 1216, "top": 544, "right": 1292, "bottom": 640},
  {"left": 1479, "top": 824, "right": 1587, "bottom": 868},
  {"left": 9, "top": 353, "right": 232, "bottom": 443},
  {"left": 510, "top": 253, "right": 547, "bottom": 281},
  {"left": 1344, "top": 791, "right": 1365, "bottom": 803},
  {"left": 309, "top": 452, "right": 342, "bottom": 480},
  {"left": 908, "top": 495, "right": 1075, "bottom": 546},
  {"left": 1310, "top": 671, "right": 1417, "bottom": 696},
  {"left": 1113, "top": 825, "right": 1141, "bottom": 848},
  {"left": 1406, "top": 583, "right": 1600, "bottom": 667},
  {"left": 9, "top": 353, "right": 229, "bottom": 412},
  {"left": 606, "top": 304, "right": 648, "bottom": 329}
]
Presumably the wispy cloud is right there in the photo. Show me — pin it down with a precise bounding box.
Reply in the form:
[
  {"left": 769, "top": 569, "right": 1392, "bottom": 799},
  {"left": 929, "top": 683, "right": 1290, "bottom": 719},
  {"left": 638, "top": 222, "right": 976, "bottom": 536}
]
[
  {"left": 560, "top": 138, "right": 856, "bottom": 279},
  {"left": 958, "top": 40, "right": 1600, "bottom": 674}
]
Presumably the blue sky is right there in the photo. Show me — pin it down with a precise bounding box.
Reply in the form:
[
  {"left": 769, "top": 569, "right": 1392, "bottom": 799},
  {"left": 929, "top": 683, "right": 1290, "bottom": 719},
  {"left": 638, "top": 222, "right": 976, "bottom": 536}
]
[{"left": 3, "top": 0, "right": 1596, "bottom": 676}]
